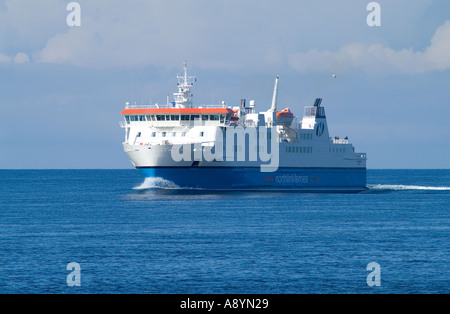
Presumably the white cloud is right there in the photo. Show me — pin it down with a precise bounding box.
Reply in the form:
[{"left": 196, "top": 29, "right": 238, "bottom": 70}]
[
  {"left": 0, "top": 52, "right": 30, "bottom": 63},
  {"left": 34, "top": 2, "right": 215, "bottom": 68},
  {"left": 13, "top": 52, "right": 30, "bottom": 64},
  {"left": 288, "top": 21, "right": 450, "bottom": 74},
  {"left": 423, "top": 21, "right": 450, "bottom": 70}
]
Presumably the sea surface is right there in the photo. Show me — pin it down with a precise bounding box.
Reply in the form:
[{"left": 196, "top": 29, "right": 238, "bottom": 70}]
[{"left": 0, "top": 169, "right": 449, "bottom": 294}]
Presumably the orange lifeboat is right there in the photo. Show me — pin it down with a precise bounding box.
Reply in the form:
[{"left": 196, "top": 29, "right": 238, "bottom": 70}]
[
  {"left": 276, "top": 108, "right": 294, "bottom": 125},
  {"left": 229, "top": 109, "right": 239, "bottom": 125}
]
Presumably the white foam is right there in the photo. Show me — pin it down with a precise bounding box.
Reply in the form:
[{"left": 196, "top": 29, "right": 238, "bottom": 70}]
[
  {"left": 133, "top": 177, "right": 181, "bottom": 190},
  {"left": 368, "top": 184, "right": 450, "bottom": 191}
]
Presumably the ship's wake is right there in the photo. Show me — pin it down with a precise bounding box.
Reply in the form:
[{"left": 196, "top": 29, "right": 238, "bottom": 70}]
[
  {"left": 368, "top": 184, "right": 450, "bottom": 191},
  {"left": 133, "top": 177, "right": 181, "bottom": 190},
  {"left": 133, "top": 180, "right": 450, "bottom": 192}
]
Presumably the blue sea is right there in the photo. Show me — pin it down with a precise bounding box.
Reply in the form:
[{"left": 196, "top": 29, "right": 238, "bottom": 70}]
[{"left": 0, "top": 169, "right": 449, "bottom": 294}]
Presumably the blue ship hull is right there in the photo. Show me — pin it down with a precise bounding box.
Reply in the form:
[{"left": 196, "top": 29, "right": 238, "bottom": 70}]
[{"left": 137, "top": 167, "right": 367, "bottom": 192}]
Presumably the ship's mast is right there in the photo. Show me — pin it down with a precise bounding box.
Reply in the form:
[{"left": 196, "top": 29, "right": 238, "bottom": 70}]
[
  {"left": 174, "top": 61, "right": 197, "bottom": 108},
  {"left": 264, "top": 75, "right": 279, "bottom": 126},
  {"left": 269, "top": 75, "right": 279, "bottom": 113}
]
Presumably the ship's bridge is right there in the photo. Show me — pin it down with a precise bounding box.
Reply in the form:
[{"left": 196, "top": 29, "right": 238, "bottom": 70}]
[{"left": 120, "top": 105, "right": 234, "bottom": 127}]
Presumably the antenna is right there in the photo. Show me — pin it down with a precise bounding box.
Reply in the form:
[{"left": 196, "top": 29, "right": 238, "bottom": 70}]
[{"left": 184, "top": 61, "right": 188, "bottom": 84}]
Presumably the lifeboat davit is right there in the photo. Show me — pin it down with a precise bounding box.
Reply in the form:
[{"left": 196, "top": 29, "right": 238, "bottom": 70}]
[{"left": 276, "top": 108, "right": 294, "bottom": 125}]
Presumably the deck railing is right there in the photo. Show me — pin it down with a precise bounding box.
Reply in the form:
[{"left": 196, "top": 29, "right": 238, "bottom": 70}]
[{"left": 125, "top": 103, "right": 230, "bottom": 110}]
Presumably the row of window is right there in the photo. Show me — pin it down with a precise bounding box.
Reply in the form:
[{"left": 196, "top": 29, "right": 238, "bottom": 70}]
[
  {"left": 330, "top": 147, "right": 346, "bottom": 153},
  {"left": 300, "top": 133, "right": 313, "bottom": 140},
  {"left": 141, "top": 131, "right": 272, "bottom": 140},
  {"left": 285, "top": 146, "right": 347, "bottom": 154},
  {"left": 143, "top": 131, "right": 206, "bottom": 138},
  {"left": 286, "top": 146, "right": 313, "bottom": 154},
  {"left": 126, "top": 114, "right": 228, "bottom": 123}
]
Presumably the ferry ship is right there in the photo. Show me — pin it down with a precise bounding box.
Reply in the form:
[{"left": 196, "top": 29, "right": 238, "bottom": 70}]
[{"left": 120, "top": 63, "right": 367, "bottom": 192}]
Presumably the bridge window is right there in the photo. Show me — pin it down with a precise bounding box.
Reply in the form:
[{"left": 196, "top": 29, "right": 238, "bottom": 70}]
[
  {"left": 181, "top": 115, "right": 190, "bottom": 121},
  {"left": 190, "top": 115, "right": 200, "bottom": 121},
  {"left": 156, "top": 115, "right": 165, "bottom": 121},
  {"left": 171, "top": 115, "right": 180, "bottom": 121}
]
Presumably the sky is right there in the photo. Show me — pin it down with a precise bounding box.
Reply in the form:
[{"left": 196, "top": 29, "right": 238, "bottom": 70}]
[{"left": 0, "top": 0, "right": 449, "bottom": 169}]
